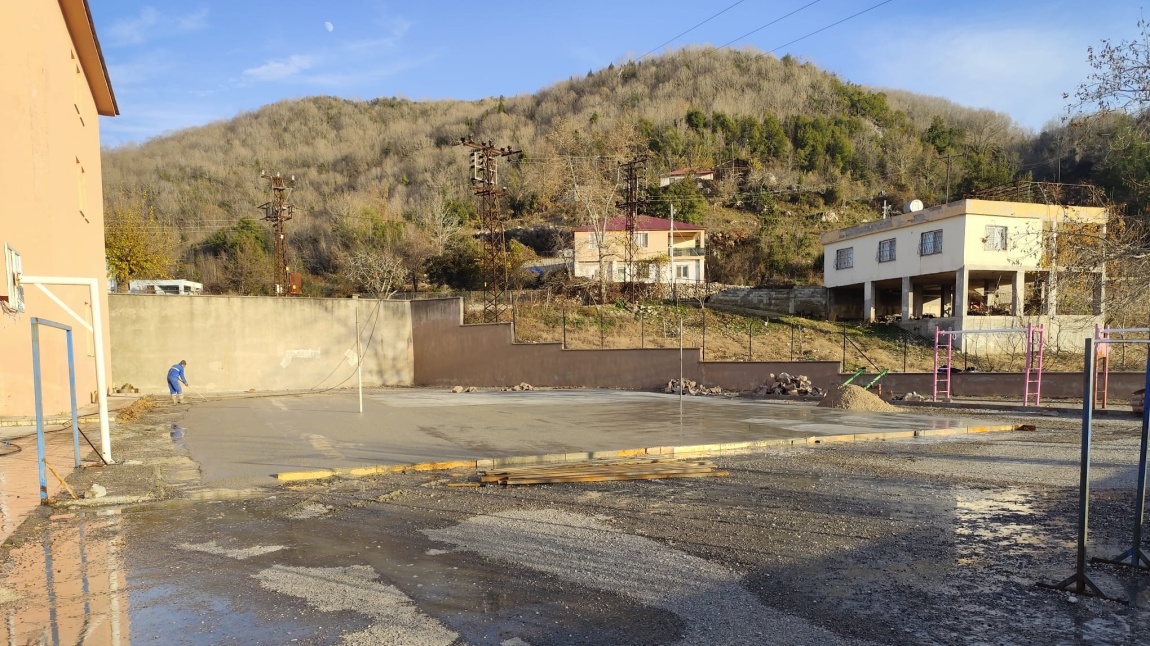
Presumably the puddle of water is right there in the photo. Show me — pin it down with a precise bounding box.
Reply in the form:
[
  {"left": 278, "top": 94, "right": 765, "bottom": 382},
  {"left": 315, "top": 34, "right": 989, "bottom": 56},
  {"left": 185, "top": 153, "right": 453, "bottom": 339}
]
[
  {"left": 0, "top": 509, "right": 129, "bottom": 645},
  {"left": 1, "top": 432, "right": 80, "bottom": 544},
  {"left": 953, "top": 486, "right": 1048, "bottom": 565}
]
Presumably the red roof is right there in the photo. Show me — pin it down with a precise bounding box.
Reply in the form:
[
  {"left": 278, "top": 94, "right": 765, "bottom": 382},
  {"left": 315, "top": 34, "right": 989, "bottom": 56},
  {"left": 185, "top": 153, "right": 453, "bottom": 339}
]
[{"left": 573, "top": 215, "right": 705, "bottom": 233}]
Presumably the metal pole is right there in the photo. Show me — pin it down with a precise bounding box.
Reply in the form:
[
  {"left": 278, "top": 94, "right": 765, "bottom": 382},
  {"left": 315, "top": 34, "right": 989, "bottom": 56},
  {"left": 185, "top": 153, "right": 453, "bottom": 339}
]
[
  {"left": 641, "top": 309, "right": 645, "bottom": 349},
  {"left": 356, "top": 307, "right": 363, "bottom": 414},
  {"left": 66, "top": 328, "right": 81, "bottom": 468},
  {"left": 748, "top": 321, "right": 753, "bottom": 361},
  {"left": 679, "top": 316, "right": 684, "bottom": 405},
  {"left": 1127, "top": 351, "right": 1150, "bottom": 567},
  {"left": 903, "top": 333, "right": 908, "bottom": 373},
  {"left": 701, "top": 305, "right": 706, "bottom": 362},
  {"left": 841, "top": 327, "right": 847, "bottom": 371},
  {"left": 562, "top": 304, "right": 567, "bottom": 349},
  {"left": 933, "top": 327, "right": 940, "bottom": 402},
  {"left": 791, "top": 324, "right": 795, "bottom": 361},
  {"left": 1074, "top": 338, "right": 1097, "bottom": 591},
  {"left": 31, "top": 319, "right": 48, "bottom": 502},
  {"left": 599, "top": 305, "right": 605, "bottom": 348}
]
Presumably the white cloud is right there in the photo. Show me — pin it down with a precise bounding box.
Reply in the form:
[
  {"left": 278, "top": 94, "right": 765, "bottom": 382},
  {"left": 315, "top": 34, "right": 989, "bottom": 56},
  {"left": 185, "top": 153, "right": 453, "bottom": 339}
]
[
  {"left": 106, "top": 6, "right": 209, "bottom": 47},
  {"left": 242, "top": 55, "right": 317, "bottom": 82},
  {"left": 107, "top": 7, "right": 159, "bottom": 46}
]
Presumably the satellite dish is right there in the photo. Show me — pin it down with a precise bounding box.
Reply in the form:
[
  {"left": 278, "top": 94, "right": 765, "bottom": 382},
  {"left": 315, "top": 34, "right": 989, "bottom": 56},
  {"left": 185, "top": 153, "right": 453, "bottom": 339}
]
[{"left": 903, "top": 199, "right": 924, "bottom": 214}]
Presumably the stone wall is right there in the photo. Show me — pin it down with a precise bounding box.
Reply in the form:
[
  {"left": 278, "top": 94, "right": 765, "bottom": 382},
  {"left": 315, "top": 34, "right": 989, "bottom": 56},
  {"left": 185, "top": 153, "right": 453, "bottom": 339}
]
[{"left": 707, "top": 286, "right": 828, "bottom": 318}]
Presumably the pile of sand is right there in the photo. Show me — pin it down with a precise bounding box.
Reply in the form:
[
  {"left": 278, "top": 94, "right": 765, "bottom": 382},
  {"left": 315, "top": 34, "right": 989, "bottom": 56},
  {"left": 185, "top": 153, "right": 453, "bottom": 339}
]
[{"left": 817, "top": 384, "right": 899, "bottom": 412}]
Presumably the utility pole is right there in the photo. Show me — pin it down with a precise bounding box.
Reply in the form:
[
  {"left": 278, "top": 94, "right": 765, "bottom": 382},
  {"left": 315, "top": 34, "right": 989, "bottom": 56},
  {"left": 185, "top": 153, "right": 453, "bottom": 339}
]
[
  {"left": 943, "top": 153, "right": 965, "bottom": 203},
  {"left": 459, "top": 136, "right": 520, "bottom": 323},
  {"left": 616, "top": 156, "right": 647, "bottom": 304},
  {"left": 258, "top": 171, "right": 297, "bottom": 296}
]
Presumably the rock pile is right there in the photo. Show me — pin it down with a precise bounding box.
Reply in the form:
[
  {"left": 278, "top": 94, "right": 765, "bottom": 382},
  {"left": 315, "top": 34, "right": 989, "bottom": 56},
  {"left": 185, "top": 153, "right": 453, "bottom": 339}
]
[
  {"left": 892, "top": 391, "right": 928, "bottom": 402},
  {"left": 664, "top": 379, "right": 723, "bottom": 396},
  {"left": 818, "top": 384, "right": 899, "bottom": 412},
  {"left": 751, "top": 373, "right": 821, "bottom": 397},
  {"left": 502, "top": 382, "right": 535, "bottom": 392},
  {"left": 450, "top": 386, "right": 479, "bottom": 393}
]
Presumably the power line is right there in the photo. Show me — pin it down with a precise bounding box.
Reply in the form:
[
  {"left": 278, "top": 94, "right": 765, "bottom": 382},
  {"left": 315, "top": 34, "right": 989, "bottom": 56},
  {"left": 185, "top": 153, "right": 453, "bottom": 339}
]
[
  {"left": 641, "top": 0, "right": 748, "bottom": 59},
  {"left": 764, "top": 0, "right": 895, "bottom": 54},
  {"left": 719, "top": 0, "right": 823, "bottom": 49}
]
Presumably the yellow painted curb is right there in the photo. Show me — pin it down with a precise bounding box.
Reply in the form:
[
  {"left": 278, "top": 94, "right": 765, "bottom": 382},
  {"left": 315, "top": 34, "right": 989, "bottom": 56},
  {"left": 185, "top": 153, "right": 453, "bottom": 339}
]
[{"left": 271, "top": 424, "right": 1025, "bottom": 482}]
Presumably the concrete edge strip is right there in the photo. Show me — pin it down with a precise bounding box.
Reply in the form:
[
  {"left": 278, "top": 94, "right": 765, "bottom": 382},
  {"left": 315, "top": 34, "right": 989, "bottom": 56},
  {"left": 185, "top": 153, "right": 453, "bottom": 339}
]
[{"left": 272, "top": 423, "right": 1022, "bottom": 483}]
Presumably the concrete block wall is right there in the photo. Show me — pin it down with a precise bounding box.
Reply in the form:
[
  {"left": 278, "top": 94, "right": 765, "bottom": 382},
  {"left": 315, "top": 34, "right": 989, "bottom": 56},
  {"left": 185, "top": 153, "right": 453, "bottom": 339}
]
[
  {"left": 708, "top": 286, "right": 828, "bottom": 318},
  {"left": 880, "top": 371, "right": 1146, "bottom": 401},
  {"left": 109, "top": 295, "right": 414, "bottom": 393},
  {"left": 410, "top": 298, "right": 842, "bottom": 391}
]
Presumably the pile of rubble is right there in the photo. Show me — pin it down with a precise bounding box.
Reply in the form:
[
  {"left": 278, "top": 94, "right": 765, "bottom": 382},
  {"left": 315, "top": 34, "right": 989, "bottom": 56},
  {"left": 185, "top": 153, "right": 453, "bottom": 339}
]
[
  {"left": 891, "top": 391, "right": 928, "bottom": 402},
  {"left": 750, "top": 373, "right": 821, "bottom": 397},
  {"left": 450, "top": 386, "right": 479, "bottom": 393},
  {"left": 664, "top": 378, "right": 723, "bottom": 396},
  {"left": 502, "top": 382, "right": 535, "bottom": 392}
]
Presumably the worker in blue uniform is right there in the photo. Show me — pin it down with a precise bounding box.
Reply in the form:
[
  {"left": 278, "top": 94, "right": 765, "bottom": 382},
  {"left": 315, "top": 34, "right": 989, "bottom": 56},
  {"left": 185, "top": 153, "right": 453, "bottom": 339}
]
[{"left": 167, "top": 360, "right": 189, "bottom": 403}]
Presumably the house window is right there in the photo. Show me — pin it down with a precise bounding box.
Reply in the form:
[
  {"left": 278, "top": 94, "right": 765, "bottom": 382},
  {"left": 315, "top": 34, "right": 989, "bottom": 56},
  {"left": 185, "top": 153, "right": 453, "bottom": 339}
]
[
  {"left": 676, "top": 264, "right": 690, "bottom": 279},
  {"left": 985, "top": 225, "right": 1008, "bottom": 250},
  {"left": 633, "top": 232, "right": 648, "bottom": 248},
  {"left": 587, "top": 234, "right": 599, "bottom": 249},
  {"left": 878, "top": 238, "right": 896, "bottom": 263},
  {"left": 835, "top": 247, "right": 853, "bottom": 270},
  {"left": 920, "top": 230, "right": 943, "bottom": 255},
  {"left": 616, "top": 266, "right": 627, "bottom": 281}
]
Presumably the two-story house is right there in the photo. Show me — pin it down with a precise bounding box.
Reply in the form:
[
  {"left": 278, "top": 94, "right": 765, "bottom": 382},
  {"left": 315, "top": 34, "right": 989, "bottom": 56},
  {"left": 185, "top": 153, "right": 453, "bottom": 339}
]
[
  {"left": 821, "top": 198, "right": 1108, "bottom": 350},
  {"left": 572, "top": 215, "right": 706, "bottom": 284}
]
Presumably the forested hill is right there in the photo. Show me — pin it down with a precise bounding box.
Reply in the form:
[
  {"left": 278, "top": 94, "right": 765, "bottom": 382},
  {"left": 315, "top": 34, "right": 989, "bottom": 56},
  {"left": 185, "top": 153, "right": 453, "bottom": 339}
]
[{"left": 101, "top": 46, "right": 1063, "bottom": 294}]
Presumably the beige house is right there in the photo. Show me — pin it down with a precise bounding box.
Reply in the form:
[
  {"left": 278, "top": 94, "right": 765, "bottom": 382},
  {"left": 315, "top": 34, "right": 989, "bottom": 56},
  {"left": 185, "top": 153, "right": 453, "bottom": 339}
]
[
  {"left": 821, "top": 198, "right": 1108, "bottom": 350},
  {"left": 658, "top": 167, "right": 715, "bottom": 187},
  {"left": 573, "top": 215, "right": 706, "bottom": 284},
  {"left": 0, "top": 0, "right": 118, "bottom": 416}
]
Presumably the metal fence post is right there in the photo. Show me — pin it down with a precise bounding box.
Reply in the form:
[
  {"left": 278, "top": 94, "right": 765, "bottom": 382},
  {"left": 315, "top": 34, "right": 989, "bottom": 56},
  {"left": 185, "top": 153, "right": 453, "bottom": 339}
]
[{"left": 31, "top": 319, "right": 48, "bottom": 502}]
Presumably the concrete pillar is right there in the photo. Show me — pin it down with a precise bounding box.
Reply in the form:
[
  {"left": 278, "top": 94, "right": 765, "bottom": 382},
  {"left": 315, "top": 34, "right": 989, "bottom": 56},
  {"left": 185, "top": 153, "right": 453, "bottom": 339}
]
[
  {"left": 863, "top": 281, "right": 875, "bottom": 322},
  {"left": 1011, "top": 271, "right": 1024, "bottom": 316},
  {"left": 1046, "top": 270, "right": 1058, "bottom": 316},
  {"left": 901, "top": 276, "right": 911, "bottom": 321},
  {"left": 954, "top": 267, "right": 968, "bottom": 317}
]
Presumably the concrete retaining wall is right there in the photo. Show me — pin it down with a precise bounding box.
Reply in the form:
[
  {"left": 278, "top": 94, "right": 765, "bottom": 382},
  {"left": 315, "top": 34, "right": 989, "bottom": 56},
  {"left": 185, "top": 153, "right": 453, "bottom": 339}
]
[
  {"left": 109, "top": 295, "right": 414, "bottom": 393},
  {"left": 708, "top": 286, "right": 828, "bottom": 318},
  {"left": 410, "top": 298, "right": 841, "bottom": 391}
]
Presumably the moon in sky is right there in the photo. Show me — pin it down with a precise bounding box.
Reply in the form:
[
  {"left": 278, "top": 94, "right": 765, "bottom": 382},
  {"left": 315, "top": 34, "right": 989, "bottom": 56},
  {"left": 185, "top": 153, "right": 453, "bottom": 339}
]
[{"left": 324, "top": 21, "right": 334, "bottom": 32}]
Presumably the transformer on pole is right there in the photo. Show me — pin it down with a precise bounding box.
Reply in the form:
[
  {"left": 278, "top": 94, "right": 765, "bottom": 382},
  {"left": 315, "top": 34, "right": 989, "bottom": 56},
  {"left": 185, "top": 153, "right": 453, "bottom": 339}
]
[
  {"left": 257, "top": 171, "right": 299, "bottom": 296},
  {"left": 459, "top": 137, "right": 520, "bottom": 323}
]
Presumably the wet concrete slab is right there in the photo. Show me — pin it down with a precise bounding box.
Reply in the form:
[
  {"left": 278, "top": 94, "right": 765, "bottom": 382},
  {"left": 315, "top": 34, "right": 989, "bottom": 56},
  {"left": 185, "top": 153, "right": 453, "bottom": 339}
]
[
  {"left": 1, "top": 431, "right": 82, "bottom": 544},
  {"left": 177, "top": 389, "right": 1001, "bottom": 485}
]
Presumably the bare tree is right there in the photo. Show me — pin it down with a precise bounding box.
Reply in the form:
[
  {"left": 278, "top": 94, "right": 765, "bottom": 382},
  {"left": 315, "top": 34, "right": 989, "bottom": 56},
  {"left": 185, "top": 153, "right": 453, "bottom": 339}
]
[{"left": 346, "top": 249, "right": 405, "bottom": 298}]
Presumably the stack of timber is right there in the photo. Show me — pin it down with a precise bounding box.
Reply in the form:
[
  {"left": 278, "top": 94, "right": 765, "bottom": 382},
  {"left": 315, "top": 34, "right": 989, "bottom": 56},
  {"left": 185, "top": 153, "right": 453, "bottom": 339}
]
[{"left": 480, "top": 458, "right": 728, "bottom": 486}]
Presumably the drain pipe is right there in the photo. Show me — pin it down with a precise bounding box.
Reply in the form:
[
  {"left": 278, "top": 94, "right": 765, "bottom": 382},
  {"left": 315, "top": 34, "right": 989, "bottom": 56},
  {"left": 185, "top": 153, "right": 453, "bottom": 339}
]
[{"left": 21, "top": 275, "right": 111, "bottom": 464}]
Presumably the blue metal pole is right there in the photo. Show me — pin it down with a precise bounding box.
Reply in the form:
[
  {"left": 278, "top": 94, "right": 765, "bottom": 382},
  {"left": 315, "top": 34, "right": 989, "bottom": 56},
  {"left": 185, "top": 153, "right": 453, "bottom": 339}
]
[
  {"left": 66, "top": 328, "right": 81, "bottom": 468},
  {"left": 31, "top": 318, "right": 48, "bottom": 503}
]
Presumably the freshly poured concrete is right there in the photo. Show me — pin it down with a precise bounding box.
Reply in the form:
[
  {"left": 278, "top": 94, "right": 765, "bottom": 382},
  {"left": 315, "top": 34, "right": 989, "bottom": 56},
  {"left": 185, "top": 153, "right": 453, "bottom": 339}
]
[{"left": 179, "top": 389, "right": 1002, "bottom": 484}]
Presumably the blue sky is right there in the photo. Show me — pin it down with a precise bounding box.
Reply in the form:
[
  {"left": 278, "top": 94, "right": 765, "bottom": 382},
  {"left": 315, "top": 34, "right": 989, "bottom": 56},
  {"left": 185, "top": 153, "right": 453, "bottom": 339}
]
[{"left": 92, "top": 0, "right": 1142, "bottom": 148}]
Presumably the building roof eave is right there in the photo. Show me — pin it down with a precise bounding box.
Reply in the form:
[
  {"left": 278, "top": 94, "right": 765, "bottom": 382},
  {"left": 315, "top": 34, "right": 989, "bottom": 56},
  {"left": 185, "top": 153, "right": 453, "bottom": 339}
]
[{"left": 59, "top": 0, "right": 119, "bottom": 116}]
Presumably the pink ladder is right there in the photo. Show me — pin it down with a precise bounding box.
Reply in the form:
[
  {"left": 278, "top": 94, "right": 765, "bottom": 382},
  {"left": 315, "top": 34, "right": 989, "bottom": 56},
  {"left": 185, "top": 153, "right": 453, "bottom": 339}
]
[{"left": 1023, "top": 324, "right": 1045, "bottom": 406}]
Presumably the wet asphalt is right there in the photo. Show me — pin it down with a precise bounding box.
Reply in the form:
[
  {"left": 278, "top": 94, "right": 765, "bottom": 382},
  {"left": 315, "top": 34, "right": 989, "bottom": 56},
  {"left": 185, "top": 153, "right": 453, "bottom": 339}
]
[{"left": 3, "top": 390, "right": 1150, "bottom": 644}]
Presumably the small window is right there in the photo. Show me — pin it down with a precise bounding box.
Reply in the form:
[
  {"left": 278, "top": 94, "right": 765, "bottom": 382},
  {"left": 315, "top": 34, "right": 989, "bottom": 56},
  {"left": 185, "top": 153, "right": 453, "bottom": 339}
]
[
  {"left": 920, "top": 230, "right": 943, "bottom": 255},
  {"left": 676, "top": 264, "right": 690, "bottom": 279},
  {"left": 878, "top": 238, "right": 896, "bottom": 263},
  {"left": 587, "top": 234, "right": 599, "bottom": 249},
  {"left": 835, "top": 247, "right": 853, "bottom": 270},
  {"left": 633, "top": 232, "right": 649, "bottom": 248},
  {"left": 984, "top": 225, "right": 1008, "bottom": 250},
  {"left": 616, "top": 266, "right": 627, "bottom": 281}
]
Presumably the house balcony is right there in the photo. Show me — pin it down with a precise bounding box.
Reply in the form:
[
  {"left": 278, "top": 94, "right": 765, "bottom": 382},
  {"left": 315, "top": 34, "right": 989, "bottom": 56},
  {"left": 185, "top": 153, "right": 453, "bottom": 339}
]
[{"left": 671, "top": 247, "right": 705, "bottom": 257}]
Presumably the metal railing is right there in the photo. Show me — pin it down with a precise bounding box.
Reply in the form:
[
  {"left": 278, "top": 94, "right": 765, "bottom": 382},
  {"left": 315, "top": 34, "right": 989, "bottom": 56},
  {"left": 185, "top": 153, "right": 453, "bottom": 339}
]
[{"left": 671, "top": 247, "right": 705, "bottom": 257}]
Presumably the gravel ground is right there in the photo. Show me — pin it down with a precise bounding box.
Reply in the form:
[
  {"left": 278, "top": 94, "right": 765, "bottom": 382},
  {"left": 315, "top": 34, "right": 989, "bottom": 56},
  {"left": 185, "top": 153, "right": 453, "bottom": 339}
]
[{"left": 4, "top": 403, "right": 1150, "bottom": 644}]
